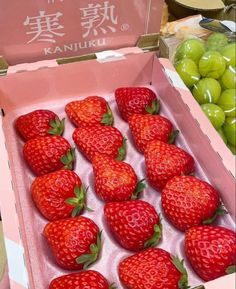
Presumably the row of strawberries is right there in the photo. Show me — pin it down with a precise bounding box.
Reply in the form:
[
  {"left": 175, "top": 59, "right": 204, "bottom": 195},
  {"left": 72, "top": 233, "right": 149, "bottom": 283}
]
[{"left": 15, "top": 87, "right": 236, "bottom": 289}]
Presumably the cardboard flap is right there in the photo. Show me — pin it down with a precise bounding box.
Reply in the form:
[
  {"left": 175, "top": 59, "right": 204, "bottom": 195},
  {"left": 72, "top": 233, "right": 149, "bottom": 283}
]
[
  {"left": 0, "top": 0, "right": 164, "bottom": 66},
  {"left": 175, "top": 0, "right": 225, "bottom": 10}
]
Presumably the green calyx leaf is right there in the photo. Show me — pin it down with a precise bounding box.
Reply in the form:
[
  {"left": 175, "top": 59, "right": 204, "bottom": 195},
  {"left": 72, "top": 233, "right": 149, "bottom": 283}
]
[
  {"left": 144, "top": 223, "right": 162, "bottom": 248},
  {"left": 132, "top": 179, "right": 146, "bottom": 200},
  {"left": 188, "top": 172, "right": 195, "bottom": 176},
  {"left": 171, "top": 256, "right": 190, "bottom": 289},
  {"left": 168, "top": 130, "right": 179, "bottom": 144},
  {"left": 145, "top": 100, "right": 160, "bottom": 115},
  {"left": 65, "top": 186, "right": 92, "bottom": 217},
  {"left": 109, "top": 284, "right": 117, "bottom": 289},
  {"left": 101, "top": 105, "right": 113, "bottom": 126},
  {"left": 191, "top": 286, "right": 205, "bottom": 289},
  {"left": 48, "top": 117, "right": 65, "bottom": 136},
  {"left": 85, "top": 206, "right": 94, "bottom": 212},
  {"left": 226, "top": 265, "right": 236, "bottom": 275},
  {"left": 116, "top": 137, "right": 127, "bottom": 161},
  {"left": 76, "top": 231, "right": 102, "bottom": 269},
  {"left": 203, "top": 204, "right": 228, "bottom": 225},
  {"left": 181, "top": 172, "right": 195, "bottom": 177},
  {"left": 60, "top": 148, "right": 76, "bottom": 170}
]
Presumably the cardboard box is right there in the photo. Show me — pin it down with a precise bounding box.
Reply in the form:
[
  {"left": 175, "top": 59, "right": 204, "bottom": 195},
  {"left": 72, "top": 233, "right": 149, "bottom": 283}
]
[
  {"left": 0, "top": 50, "right": 236, "bottom": 289},
  {"left": 159, "top": 15, "right": 211, "bottom": 61},
  {"left": 0, "top": 0, "right": 163, "bottom": 66},
  {"left": 0, "top": 1, "right": 235, "bottom": 289}
]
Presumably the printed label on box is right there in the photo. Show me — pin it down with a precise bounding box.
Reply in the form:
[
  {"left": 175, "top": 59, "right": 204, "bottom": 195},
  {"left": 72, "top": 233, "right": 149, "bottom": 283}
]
[{"left": 0, "top": 0, "right": 164, "bottom": 65}]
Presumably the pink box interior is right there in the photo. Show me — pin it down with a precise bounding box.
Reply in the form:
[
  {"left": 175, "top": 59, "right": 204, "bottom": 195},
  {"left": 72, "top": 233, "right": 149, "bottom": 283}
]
[{"left": 0, "top": 52, "right": 235, "bottom": 288}]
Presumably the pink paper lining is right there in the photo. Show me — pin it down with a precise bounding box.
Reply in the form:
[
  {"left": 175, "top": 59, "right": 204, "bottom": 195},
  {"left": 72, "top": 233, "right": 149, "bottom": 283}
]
[{"left": 0, "top": 53, "right": 235, "bottom": 289}]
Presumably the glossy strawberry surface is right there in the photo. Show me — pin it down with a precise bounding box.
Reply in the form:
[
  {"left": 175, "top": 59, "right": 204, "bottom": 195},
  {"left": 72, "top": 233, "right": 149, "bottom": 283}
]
[
  {"left": 162, "top": 176, "right": 221, "bottom": 231},
  {"left": 23, "top": 136, "right": 74, "bottom": 176},
  {"left": 104, "top": 200, "right": 161, "bottom": 251},
  {"left": 144, "top": 140, "right": 195, "bottom": 191},
  {"left": 129, "top": 114, "right": 174, "bottom": 153},
  {"left": 119, "top": 248, "right": 186, "bottom": 289},
  {"left": 92, "top": 155, "right": 141, "bottom": 202},
  {"left": 73, "top": 126, "right": 125, "bottom": 161},
  {"left": 115, "top": 87, "right": 158, "bottom": 121},
  {"left": 185, "top": 226, "right": 236, "bottom": 281},
  {"left": 31, "top": 170, "right": 85, "bottom": 221},
  {"left": 66, "top": 96, "right": 113, "bottom": 127},
  {"left": 44, "top": 216, "right": 101, "bottom": 270},
  {"left": 15, "top": 109, "right": 64, "bottom": 141},
  {"left": 49, "top": 270, "right": 111, "bottom": 289}
]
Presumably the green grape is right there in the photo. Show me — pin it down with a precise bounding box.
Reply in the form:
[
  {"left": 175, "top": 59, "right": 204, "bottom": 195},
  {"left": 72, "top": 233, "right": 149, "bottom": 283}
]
[
  {"left": 206, "top": 33, "right": 228, "bottom": 52},
  {"left": 175, "top": 39, "right": 206, "bottom": 64},
  {"left": 193, "top": 78, "right": 221, "bottom": 104},
  {"left": 199, "top": 51, "right": 226, "bottom": 79},
  {"left": 221, "top": 43, "right": 236, "bottom": 67},
  {"left": 228, "top": 143, "right": 236, "bottom": 155},
  {"left": 219, "top": 78, "right": 227, "bottom": 91},
  {"left": 220, "top": 66, "right": 236, "bottom": 89},
  {"left": 201, "top": 103, "right": 226, "bottom": 130},
  {"left": 175, "top": 59, "right": 201, "bottom": 88},
  {"left": 217, "top": 128, "right": 228, "bottom": 144},
  {"left": 217, "top": 89, "right": 236, "bottom": 117},
  {"left": 223, "top": 117, "right": 236, "bottom": 146}
]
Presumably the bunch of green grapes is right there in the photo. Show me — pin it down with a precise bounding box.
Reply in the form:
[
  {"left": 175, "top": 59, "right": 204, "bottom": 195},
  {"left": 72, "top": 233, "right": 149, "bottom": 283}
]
[{"left": 175, "top": 33, "right": 236, "bottom": 155}]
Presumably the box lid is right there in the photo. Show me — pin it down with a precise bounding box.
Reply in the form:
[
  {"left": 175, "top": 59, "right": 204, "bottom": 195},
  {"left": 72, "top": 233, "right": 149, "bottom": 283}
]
[
  {"left": 0, "top": 0, "right": 164, "bottom": 66},
  {"left": 174, "top": 0, "right": 225, "bottom": 10}
]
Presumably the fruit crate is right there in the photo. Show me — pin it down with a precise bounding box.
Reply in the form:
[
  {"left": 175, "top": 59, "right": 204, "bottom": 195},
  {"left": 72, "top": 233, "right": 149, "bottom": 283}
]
[
  {"left": 0, "top": 1, "right": 235, "bottom": 289},
  {"left": 0, "top": 50, "right": 236, "bottom": 289}
]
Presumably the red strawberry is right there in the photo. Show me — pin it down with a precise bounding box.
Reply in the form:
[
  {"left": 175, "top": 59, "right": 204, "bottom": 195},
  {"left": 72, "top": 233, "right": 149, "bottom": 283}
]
[
  {"left": 129, "top": 114, "right": 177, "bottom": 153},
  {"left": 119, "top": 248, "right": 189, "bottom": 289},
  {"left": 15, "top": 109, "right": 64, "bottom": 141},
  {"left": 49, "top": 270, "right": 116, "bottom": 289},
  {"left": 185, "top": 226, "right": 236, "bottom": 281},
  {"left": 162, "top": 176, "right": 225, "bottom": 231},
  {"left": 44, "top": 216, "right": 101, "bottom": 270},
  {"left": 115, "top": 87, "right": 158, "bottom": 121},
  {"left": 23, "top": 136, "right": 75, "bottom": 176},
  {"left": 31, "top": 170, "right": 91, "bottom": 221},
  {"left": 66, "top": 96, "right": 113, "bottom": 127},
  {"left": 144, "top": 140, "right": 195, "bottom": 191},
  {"left": 92, "top": 155, "right": 145, "bottom": 202},
  {"left": 104, "top": 200, "right": 161, "bottom": 251},
  {"left": 73, "top": 126, "right": 126, "bottom": 161}
]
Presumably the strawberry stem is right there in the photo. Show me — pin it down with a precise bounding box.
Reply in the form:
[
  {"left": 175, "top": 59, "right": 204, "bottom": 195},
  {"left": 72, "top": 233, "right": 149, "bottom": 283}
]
[
  {"left": 101, "top": 105, "right": 113, "bottom": 126},
  {"left": 171, "top": 256, "right": 190, "bottom": 289},
  {"left": 168, "top": 130, "right": 179, "bottom": 144},
  {"left": 144, "top": 223, "right": 162, "bottom": 248},
  {"left": 65, "top": 186, "right": 92, "bottom": 217},
  {"left": 60, "top": 148, "right": 75, "bottom": 170},
  {"left": 203, "top": 204, "right": 228, "bottom": 225},
  {"left": 48, "top": 117, "right": 65, "bottom": 136},
  {"left": 145, "top": 100, "right": 160, "bottom": 115},
  {"left": 76, "top": 231, "right": 102, "bottom": 269},
  {"left": 190, "top": 286, "right": 205, "bottom": 289},
  {"left": 226, "top": 265, "right": 236, "bottom": 275},
  {"left": 109, "top": 284, "right": 117, "bottom": 289},
  {"left": 116, "top": 137, "right": 127, "bottom": 161},
  {"left": 132, "top": 179, "right": 146, "bottom": 199}
]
